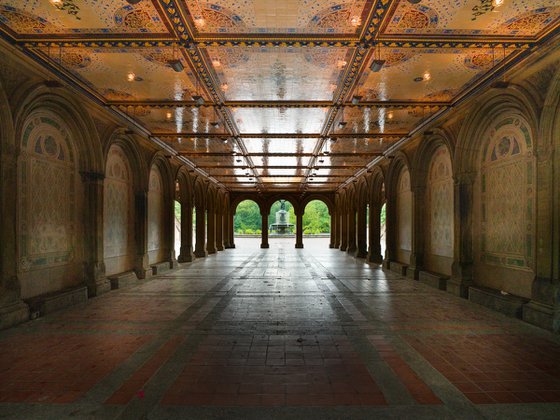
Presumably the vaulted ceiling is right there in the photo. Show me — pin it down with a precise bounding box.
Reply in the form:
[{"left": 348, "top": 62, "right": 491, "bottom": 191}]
[{"left": 1, "top": 0, "right": 559, "bottom": 192}]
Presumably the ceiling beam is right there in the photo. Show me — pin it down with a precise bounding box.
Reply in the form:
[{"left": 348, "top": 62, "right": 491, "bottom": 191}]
[
  {"left": 155, "top": 133, "right": 407, "bottom": 138},
  {"left": 113, "top": 100, "right": 450, "bottom": 108}
]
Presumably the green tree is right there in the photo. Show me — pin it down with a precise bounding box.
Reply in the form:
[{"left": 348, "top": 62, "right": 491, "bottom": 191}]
[
  {"left": 302, "top": 200, "right": 330, "bottom": 234},
  {"left": 234, "top": 200, "right": 261, "bottom": 233}
]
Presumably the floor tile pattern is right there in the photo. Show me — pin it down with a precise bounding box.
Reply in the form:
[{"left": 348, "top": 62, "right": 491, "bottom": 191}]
[{"left": 0, "top": 238, "right": 559, "bottom": 419}]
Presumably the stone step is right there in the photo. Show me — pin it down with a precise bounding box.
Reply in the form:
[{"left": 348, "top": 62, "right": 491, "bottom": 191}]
[
  {"left": 151, "top": 261, "right": 171, "bottom": 275},
  {"left": 419, "top": 271, "right": 449, "bottom": 291},
  {"left": 25, "top": 286, "right": 88, "bottom": 318},
  {"left": 468, "top": 286, "right": 529, "bottom": 319},
  {"left": 389, "top": 261, "right": 408, "bottom": 276},
  {"left": 108, "top": 271, "right": 140, "bottom": 290}
]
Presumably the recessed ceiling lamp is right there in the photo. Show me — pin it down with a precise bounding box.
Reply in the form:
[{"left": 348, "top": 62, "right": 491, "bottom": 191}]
[
  {"left": 370, "top": 41, "right": 386, "bottom": 72},
  {"left": 168, "top": 59, "right": 184, "bottom": 72},
  {"left": 407, "top": 0, "right": 422, "bottom": 4},
  {"left": 125, "top": 0, "right": 143, "bottom": 4},
  {"left": 338, "top": 107, "right": 347, "bottom": 128},
  {"left": 337, "top": 60, "right": 347, "bottom": 69},
  {"left": 350, "top": 16, "right": 361, "bottom": 27},
  {"left": 50, "top": 0, "right": 63, "bottom": 5},
  {"left": 423, "top": 71, "right": 431, "bottom": 81},
  {"left": 192, "top": 95, "right": 204, "bottom": 106},
  {"left": 221, "top": 137, "right": 228, "bottom": 143},
  {"left": 166, "top": 111, "right": 173, "bottom": 120},
  {"left": 319, "top": 158, "right": 325, "bottom": 163},
  {"left": 212, "top": 60, "right": 221, "bottom": 67},
  {"left": 236, "top": 158, "right": 242, "bottom": 163},
  {"left": 351, "top": 95, "right": 362, "bottom": 105},
  {"left": 194, "top": 18, "right": 205, "bottom": 27},
  {"left": 221, "top": 83, "right": 229, "bottom": 92},
  {"left": 127, "top": 72, "right": 136, "bottom": 82},
  {"left": 387, "top": 111, "right": 394, "bottom": 119}
]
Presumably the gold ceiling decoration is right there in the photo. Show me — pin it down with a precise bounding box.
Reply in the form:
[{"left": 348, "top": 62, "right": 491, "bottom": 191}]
[{"left": 0, "top": 0, "right": 558, "bottom": 192}]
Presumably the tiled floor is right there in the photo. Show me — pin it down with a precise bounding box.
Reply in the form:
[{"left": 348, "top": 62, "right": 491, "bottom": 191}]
[{"left": 1, "top": 238, "right": 559, "bottom": 419}]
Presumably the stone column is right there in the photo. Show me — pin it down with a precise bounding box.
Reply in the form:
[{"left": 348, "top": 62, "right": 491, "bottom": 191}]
[
  {"left": 81, "top": 171, "right": 110, "bottom": 296},
  {"left": 339, "top": 207, "right": 348, "bottom": 251},
  {"left": 178, "top": 200, "right": 194, "bottom": 262},
  {"left": 367, "top": 203, "right": 383, "bottom": 263},
  {"left": 295, "top": 211, "right": 304, "bottom": 249},
  {"left": 216, "top": 210, "right": 224, "bottom": 251},
  {"left": 206, "top": 206, "right": 217, "bottom": 254},
  {"left": 261, "top": 212, "right": 269, "bottom": 249},
  {"left": 194, "top": 204, "right": 207, "bottom": 258},
  {"left": 449, "top": 172, "right": 475, "bottom": 297},
  {"left": 347, "top": 207, "right": 357, "bottom": 254},
  {"left": 355, "top": 204, "right": 367, "bottom": 258},
  {"left": 0, "top": 141, "right": 29, "bottom": 329},
  {"left": 168, "top": 196, "right": 178, "bottom": 269},
  {"left": 224, "top": 209, "right": 235, "bottom": 248},
  {"left": 524, "top": 147, "right": 558, "bottom": 331},
  {"left": 134, "top": 191, "right": 152, "bottom": 278},
  {"left": 406, "top": 185, "right": 426, "bottom": 279},
  {"left": 329, "top": 211, "right": 336, "bottom": 248}
]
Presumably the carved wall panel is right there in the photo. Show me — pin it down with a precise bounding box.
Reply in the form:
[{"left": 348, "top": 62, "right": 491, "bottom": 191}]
[
  {"left": 424, "top": 146, "right": 454, "bottom": 274},
  {"left": 396, "top": 167, "right": 412, "bottom": 263},
  {"left": 147, "top": 165, "right": 165, "bottom": 264},
  {"left": 103, "top": 145, "right": 134, "bottom": 276},
  {"left": 17, "top": 114, "right": 82, "bottom": 298}
]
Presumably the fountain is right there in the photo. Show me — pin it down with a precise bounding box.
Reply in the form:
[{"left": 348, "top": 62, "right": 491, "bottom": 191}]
[{"left": 269, "top": 200, "right": 294, "bottom": 235}]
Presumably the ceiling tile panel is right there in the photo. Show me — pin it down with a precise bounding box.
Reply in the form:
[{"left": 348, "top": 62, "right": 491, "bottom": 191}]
[
  {"left": 184, "top": 0, "right": 373, "bottom": 34},
  {"left": 233, "top": 107, "right": 329, "bottom": 133},
  {"left": 206, "top": 46, "right": 352, "bottom": 101},
  {"left": 383, "top": 0, "right": 560, "bottom": 38},
  {"left": 0, "top": 0, "right": 170, "bottom": 35},
  {"left": 242, "top": 138, "right": 318, "bottom": 154}
]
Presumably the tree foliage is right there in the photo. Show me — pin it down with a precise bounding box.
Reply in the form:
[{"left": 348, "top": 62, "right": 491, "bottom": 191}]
[
  {"left": 302, "top": 200, "right": 330, "bottom": 234},
  {"left": 234, "top": 200, "right": 262, "bottom": 234}
]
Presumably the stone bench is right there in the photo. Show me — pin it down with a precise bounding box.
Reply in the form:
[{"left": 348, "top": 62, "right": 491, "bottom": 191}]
[
  {"left": 108, "top": 271, "right": 140, "bottom": 290},
  {"left": 468, "top": 286, "right": 529, "bottom": 319},
  {"left": 151, "top": 261, "right": 171, "bottom": 275},
  {"left": 25, "top": 286, "right": 88, "bottom": 318},
  {"left": 419, "top": 271, "right": 449, "bottom": 291},
  {"left": 389, "top": 261, "right": 408, "bottom": 276}
]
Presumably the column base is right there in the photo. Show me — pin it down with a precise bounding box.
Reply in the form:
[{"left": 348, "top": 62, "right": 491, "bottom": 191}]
[
  {"left": 367, "top": 252, "right": 383, "bottom": 264},
  {"left": 355, "top": 249, "right": 367, "bottom": 258},
  {"left": 87, "top": 278, "right": 111, "bottom": 297},
  {"left": 0, "top": 300, "right": 29, "bottom": 330},
  {"left": 225, "top": 244, "right": 236, "bottom": 249},
  {"left": 347, "top": 246, "right": 357, "bottom": 254},
  {"left": 523, "top": 301, "right": 559, "bottom": 333},
  {"left": 207, "top": 247, "right": 217, "bottom": 255},
  {"left": 295, "top": 244, "right": 304, "bottom": 249},
  {"left": 178, "top": 253, "right": 194, "bottom": 263},
  {"left": 194, "top": 249, "right": 208, "bottom": 258},
  {"left": 260, "top": 244, "right": 270, "bottom": 249},
  {"left": 406, "top": 266, "right": 420, "bottom": 280},
  {"left": 217, "top": 245, "right": 224, "bottom": 251},
  {"left": 449, "top": 261, "right": 473, "bottom": 298},
  {"left": 329, "top": 244, "right": 336, "bottom": 248}
]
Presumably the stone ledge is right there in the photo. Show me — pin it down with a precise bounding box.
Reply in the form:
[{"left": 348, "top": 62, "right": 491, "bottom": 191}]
[
  {"left": 151, "top": 261, "right": 171, "bottom": 275},
  {"left": 419, "top": 271, "right": 449, "bottom": 291},
  {"left": 389, "top": 261, "right": 408, "bottom": 276},
  {"left": 24, "top": 286, "right": 88, "bottom": 318},
  {"left": 468, "top": 286, "right": 529, "bottom": 319},
  {"left": 0, "top": 301, "right": 29, "bottom": 330},
  {"left": 523, "top": 301, "right": 558, "bottom": 333},
  {"left": 108, "top": 271, "right": 140, "bottom": 290}
]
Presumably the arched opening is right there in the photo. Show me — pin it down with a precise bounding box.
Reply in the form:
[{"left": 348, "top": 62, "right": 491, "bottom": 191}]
[
  {"left": 174, "top": 180, "right": 181, "bottom": 261},
  {"left": 268, "top": 199, "right": 296, "bottom": 247},
  {"left": 234, "top": 200, "right": 262, "bottom": 247},
  {"left": 303, "top": 200, "right": 330, "bottom": 248},
  {"left": 380, "top": 202, "right": 386, "bottom": 259}
]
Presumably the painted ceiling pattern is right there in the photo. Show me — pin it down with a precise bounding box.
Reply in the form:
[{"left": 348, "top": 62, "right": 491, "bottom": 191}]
[{"left": 0, "top": 0, "right": 558, "bottom": 192}]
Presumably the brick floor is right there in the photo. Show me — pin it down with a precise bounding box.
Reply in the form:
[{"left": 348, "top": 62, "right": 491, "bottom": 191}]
[{"left": 0, "top": 238, "right": 559, "bottom": 419}]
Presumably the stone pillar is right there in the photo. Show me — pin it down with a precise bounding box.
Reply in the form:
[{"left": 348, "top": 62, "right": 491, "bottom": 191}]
[
  {"left": 261, "top": 213, "right": 269, "bottom": 249},
  {"left": 406, "top": 185, "right": 426, "bottom": 279},
  {"left": 295, "top": 211, "right": 304, "bottom": 249},
  {"left": 449, "top": 172, "right": 475, "bottom": 297},
  {"left": 194, "top": 204, "right": 207, "bottom": 258},
  {"left": 206, "top": 206, "right": 217, "bottom": 254},
  {"left": 355, "top": 204, "right": 367, "bottom": 258},
  {"left": 216, "top": 210, "right": 224, "bottom": 251},
  {"left": 225, "top": 209, "right": 235, "bottom": 248},
  {"left": 168, "top": 196, "right": 178, "bottom": 269},
  {"left": 0, "top": 139, "right": 29, "bottom": 329},
  {"left": 383, "top": 192, "right": 396, "bottom": 270},
  {"left": 81, "top": 172, "right": 110, "bottom": 296},
  {"left": 329, "top": 211, "right": 336, "bottom": 248},
  {"left": 524, "top": 147, "right": 558, "bottom": 331},
  {"left": 178, "top": 200, "right": 194, "bottom": 262},
  {"left": 339, "top": 207, "right": 348, "bottom": 251},
  {"left": 367, "top": 203, "right": 383, "bottom": 263},
  {"left": 347, "top": 207, "right": 357, "bottom": 254},
  {"left": 329, "top": 210, "right": 340, "bottom": 248},
  {"left": 134, "top": 191, "right": 152, "bottom": 279}
]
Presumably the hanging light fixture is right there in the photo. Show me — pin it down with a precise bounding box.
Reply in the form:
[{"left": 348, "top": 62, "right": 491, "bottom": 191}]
[{"left": 370, "top": 42, "right": 386, "bottom": 72}]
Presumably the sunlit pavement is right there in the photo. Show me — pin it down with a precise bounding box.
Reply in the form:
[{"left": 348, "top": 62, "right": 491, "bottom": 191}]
[{"left": 1, "top": 238, "right": 560, "bottom": 419}]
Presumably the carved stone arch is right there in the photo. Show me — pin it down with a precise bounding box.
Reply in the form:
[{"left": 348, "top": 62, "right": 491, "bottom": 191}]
[
  {"left": 263, "top": 195, "right": 300, "bottom": 216},
  {"left": 412, "top": 129, "right": 455, "bottom": 188},
  {"left": 454, "top": 90, "right": 539, "bottom": 176},
  {"left": 301, "top": 194, "right": 334, "bottom": 215},
  {"left": 231, "top": 194, "right": 264, "bottom": 215},
  {"left": 13, "top": 84, "right": 103, "bottom": 174},
  {"left": 369, "top": 166, "right": 386, "bottom": 205},
  {"left": 193, "top": 177, "right": 209, "bottom": 209},
  {"left": 174, "top": 166, "right": 194, "bottom": 205},
  {"left": 103, "top": 129, "right": 147, "bottom": 193}
]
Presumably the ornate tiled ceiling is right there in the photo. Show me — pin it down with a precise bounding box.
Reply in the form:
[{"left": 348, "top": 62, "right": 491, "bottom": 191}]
[{"left": 1, "top": 0, "right": 558, "bottom": 192}]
